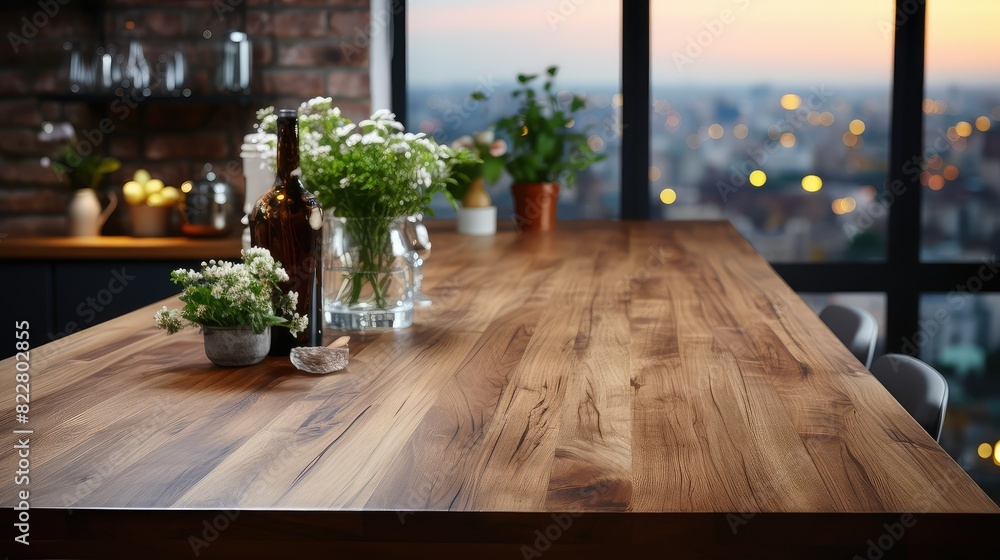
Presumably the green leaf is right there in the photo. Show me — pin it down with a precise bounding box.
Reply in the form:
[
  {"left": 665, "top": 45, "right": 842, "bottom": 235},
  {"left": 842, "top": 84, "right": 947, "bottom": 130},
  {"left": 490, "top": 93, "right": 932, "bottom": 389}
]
[
  {"left": 517, "top": 73, "right": 538, "bottom": 84},
  {"left": 95, "top": 157, "right": 122, "bottom": 175},
  {"left": 546, "top": 66, "right": 558, "bottom": 77},
  {"left": 571, "top": 96, "right": 586, "bottom": 112},
  {"left": 482, "top": 156, "right": 504, "bottom": 185}
]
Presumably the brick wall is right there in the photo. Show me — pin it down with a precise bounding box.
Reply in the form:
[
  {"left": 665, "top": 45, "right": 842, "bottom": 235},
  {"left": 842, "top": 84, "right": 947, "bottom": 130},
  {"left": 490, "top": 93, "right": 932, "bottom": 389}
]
[{"left": 0, "top": 0, "right": 371, "bottom": 236}]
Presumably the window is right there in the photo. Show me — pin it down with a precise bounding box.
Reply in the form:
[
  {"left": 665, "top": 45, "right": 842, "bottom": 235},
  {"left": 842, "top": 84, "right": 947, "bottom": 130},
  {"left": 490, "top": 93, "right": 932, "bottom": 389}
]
[
  {"left": 406, "top": 0, "right": 621, "bottom": 220},
  {"left": 649, "top": 0, "right": 893, "bottom": 262},
  {"left": 921, "top": 0, "right": 1000, "bottom": 262},
  {"left": 920, "top": 294, "right": 1000, "bottom": 497}
]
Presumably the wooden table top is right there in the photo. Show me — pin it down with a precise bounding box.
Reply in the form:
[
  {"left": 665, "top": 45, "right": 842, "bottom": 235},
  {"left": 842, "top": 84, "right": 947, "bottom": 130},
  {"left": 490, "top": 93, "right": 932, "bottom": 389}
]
[
  {"left": 3, "top": 221, "right": 996, "bottom": 519},
  {"left": 0, "top": 235, "right": 242, "bottom": 260}
]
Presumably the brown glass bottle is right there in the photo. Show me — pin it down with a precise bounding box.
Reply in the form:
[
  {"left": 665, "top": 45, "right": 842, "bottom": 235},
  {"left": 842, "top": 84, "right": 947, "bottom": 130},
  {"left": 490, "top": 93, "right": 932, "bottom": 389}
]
[{"left": 249, "top": 109, "right": 322, "bottom": 355}]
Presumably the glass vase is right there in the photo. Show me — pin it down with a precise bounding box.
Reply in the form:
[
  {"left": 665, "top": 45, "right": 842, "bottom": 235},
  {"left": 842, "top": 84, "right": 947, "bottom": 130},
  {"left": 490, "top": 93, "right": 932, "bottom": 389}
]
[{"left": 323, "top": 216, "right": 413, "bottom": 330}]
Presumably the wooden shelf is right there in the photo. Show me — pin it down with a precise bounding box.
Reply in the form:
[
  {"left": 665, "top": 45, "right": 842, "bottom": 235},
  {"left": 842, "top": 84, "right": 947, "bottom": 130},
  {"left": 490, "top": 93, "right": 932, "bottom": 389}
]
[
  {"left": 0, "top": 235, "right": 242, "bottom": 260},
  {"left": 37, "top": 92, "right": 255, "bottom": 106}
]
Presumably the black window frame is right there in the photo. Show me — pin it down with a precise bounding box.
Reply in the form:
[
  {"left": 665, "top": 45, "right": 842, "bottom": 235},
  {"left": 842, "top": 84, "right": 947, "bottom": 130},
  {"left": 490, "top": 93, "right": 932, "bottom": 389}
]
[{"left": 392, "top": 0, "right": 999, "bottom": 355}]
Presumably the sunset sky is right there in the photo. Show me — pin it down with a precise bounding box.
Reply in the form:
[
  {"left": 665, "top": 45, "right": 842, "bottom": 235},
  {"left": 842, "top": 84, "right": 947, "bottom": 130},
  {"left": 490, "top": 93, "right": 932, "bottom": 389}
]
[{"left": 408, "top": 0, "right": 1000, "bottom": 89}]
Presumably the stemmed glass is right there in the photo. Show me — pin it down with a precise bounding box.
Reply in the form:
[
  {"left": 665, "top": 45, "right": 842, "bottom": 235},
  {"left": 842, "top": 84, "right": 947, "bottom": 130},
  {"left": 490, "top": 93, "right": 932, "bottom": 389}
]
[{"left": 405, "top": 214, "right": 432, "bottom": 306}]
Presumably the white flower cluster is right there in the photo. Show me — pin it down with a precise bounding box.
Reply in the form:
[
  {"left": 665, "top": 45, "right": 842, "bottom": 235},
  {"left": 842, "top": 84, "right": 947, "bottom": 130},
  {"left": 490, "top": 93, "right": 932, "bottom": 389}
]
[
  {"left": 254, "top": 97, "right": 469, "bottom": 217},
  {"left": 154, "top": 307, "right": 184, "bottom": 334},
  {"left": 155, "top": 247, "right": 308, "bottom": 337}
]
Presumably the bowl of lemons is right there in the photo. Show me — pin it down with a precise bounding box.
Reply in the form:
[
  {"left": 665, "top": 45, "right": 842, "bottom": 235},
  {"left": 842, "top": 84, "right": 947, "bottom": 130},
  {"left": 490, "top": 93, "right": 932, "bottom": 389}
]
[{"left": 122, "top": 169, "right": 181, "bottom": 237}]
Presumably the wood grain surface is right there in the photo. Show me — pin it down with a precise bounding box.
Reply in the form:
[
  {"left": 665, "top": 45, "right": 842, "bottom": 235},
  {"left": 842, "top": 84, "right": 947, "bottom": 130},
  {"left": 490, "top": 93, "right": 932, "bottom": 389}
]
[{"left": 2, "top": 221, "right": 995, "bottom": 557}]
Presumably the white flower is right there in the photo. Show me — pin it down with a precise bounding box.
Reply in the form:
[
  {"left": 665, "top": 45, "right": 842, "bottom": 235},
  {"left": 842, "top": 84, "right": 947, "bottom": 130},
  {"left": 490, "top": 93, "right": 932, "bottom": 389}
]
[
  {"left": 451, "top": 135, "right": 474, "bottom": 150},
  {"left": 154, "top": 307, "right": 184, "bottom": 334},
  {"left": 473, "top": 130, "right": 494, "bottom": 146}
]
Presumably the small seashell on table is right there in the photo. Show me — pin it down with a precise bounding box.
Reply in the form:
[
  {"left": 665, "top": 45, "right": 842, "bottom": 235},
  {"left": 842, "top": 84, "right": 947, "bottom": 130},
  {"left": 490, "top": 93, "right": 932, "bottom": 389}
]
[{"left": 290, "top": 336, "right": 350, "bottom": 374}]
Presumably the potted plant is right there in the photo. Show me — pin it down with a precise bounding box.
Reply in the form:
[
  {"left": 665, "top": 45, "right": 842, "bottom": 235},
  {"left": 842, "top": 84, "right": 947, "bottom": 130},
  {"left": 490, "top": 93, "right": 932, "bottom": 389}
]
[
  {"left": 254, "top": 98, "right": 476, "bottom": 330},
  {"left": 154, "top": 247, "right": 308, "bottom": 367},
  {"left": 39, "top": 122, "right": 121, "bottom": 237},
  {"left": 450, "top": 129, "right": 506, "bottom": 235},
  {"left": 493, "top": 66, "right": 604, "bottom": 231}
]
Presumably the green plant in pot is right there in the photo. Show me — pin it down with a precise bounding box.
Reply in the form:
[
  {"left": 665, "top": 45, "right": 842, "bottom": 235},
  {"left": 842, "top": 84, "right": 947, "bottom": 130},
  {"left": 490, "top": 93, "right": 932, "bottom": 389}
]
[
  {"left": 493, "top": 66, "right": 604, "bottom": 231},
  {"left": 449, "top": 130, "right": 506, "bottom": 235},
  {"left": 39, "top": 122, "right": 122, "bottom": 236}
]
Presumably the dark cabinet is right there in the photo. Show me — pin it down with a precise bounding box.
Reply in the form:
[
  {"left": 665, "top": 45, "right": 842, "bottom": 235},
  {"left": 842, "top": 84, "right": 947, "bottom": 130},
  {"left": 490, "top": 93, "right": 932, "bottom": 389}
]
[{"left": 1, "top": 259, "right": 203, "bottom": 359}]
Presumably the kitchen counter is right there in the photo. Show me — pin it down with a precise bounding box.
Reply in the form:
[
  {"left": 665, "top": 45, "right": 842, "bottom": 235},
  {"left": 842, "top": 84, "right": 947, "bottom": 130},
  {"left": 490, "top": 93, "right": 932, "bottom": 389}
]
[
  {"left": 0, "top": 235, "right": 242, "bottom": 260},
  {"left": 0, "top": 235, "right": 242, "bottom": 353}
]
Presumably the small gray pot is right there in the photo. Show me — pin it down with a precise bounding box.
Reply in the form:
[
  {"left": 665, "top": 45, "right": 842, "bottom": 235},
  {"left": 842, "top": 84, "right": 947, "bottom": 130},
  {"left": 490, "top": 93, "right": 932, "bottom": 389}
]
[{"left": 203, "top": 326, "right": 270, "bottom": 367}]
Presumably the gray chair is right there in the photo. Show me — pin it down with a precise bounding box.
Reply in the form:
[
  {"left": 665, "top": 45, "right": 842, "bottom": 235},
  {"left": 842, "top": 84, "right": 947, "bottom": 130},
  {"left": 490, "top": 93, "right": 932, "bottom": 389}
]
[
  {"left": 869, "top": 354, "right": 949, "bottom": 442},
  {"left": 819, "top": 304, "right": 878, "bottom": 368}
]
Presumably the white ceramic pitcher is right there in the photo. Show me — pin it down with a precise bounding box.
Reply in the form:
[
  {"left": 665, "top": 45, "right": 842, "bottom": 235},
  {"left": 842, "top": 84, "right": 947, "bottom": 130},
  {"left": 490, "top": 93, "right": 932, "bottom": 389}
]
[{"left": 68, "top": 189, "right": 118, "bottom": 237}]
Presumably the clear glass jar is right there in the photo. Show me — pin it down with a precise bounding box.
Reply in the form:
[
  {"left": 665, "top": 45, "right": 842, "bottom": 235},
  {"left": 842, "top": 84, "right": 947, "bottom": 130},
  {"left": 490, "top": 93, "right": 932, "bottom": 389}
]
[{"left": 323, "top": 216, "right": 413, "bottom": 330}]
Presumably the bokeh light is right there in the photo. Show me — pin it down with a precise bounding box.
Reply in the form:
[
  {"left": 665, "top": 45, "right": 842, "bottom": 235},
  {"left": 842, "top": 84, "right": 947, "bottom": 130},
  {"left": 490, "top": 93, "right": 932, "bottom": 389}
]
[
  {"left": 749, "top": 170, "right": 766, "bottom": 187},
  {"left": 979, "top": 442, "right": 993, "bottom": 459},
  {"left": 780, "top": 94, "right": 801, "bottom": 110},
  {"left": 975, "top": 116, "right": 991, "bottom": 132},
  {"left": 780, "top": 132, "right": 796, "bottom": 148},
  {"left": 733, "top": 123, "right": 748, "bottom": 139},
  {"left": 849, "top": 119, "right": 866, "bottom": 135},
  {"left": 659, "top": 188, "right": 677, "bottom": 205},
  {"left": 802, "top": 175, "right": 823, "bottom": 192},
  {"left": 708, "top": 123, "right": 724, "bottom": 139}
]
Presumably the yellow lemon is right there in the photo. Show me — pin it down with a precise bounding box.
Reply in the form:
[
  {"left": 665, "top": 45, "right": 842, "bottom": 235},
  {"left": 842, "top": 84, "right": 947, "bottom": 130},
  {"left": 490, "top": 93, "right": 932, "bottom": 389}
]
[
  {"left": 133, "top": 168, "right": 151, "bottom": 186},
  {"left": 159, "top": 186, "right": 180, "bottom": 204},
  {"left": 146, "top": 192, "right": 167, "bottom": 207},
  {"left": 144, "top": 178, "right": 164, "bottom": 195},
  {"left": 122, "top": 181, "right": 146, "bottom": 205}
]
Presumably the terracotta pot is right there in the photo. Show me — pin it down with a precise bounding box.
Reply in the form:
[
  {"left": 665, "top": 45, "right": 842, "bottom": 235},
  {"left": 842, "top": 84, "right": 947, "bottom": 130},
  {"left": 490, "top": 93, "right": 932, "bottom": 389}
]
[{"left": 511, "top": 182, "right": 560, "bottom": 232}]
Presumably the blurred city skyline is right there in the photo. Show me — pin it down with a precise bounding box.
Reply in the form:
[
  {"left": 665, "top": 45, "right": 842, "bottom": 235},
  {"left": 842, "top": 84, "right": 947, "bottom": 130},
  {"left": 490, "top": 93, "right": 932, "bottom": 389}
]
[{"left": 409, "top": 0, "right": 1000, "bottom": 88}]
